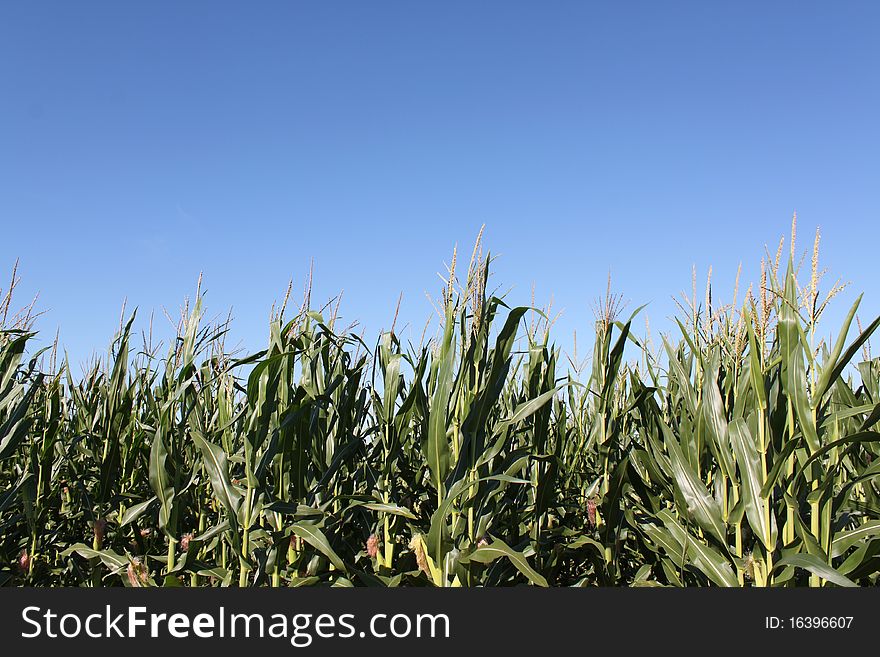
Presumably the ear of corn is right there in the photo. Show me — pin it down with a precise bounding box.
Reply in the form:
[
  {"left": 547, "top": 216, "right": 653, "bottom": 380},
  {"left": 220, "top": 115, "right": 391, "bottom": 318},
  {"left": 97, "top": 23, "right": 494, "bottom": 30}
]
[{"left": 1, "top": 226, "right": 880, "bottom": 587}]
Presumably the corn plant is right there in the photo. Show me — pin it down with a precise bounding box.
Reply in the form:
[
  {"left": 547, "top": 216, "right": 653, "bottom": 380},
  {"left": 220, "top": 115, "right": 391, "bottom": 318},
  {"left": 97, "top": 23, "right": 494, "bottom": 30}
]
[{"left": 1, "top": 224, "right": 879, "bottom": 587}]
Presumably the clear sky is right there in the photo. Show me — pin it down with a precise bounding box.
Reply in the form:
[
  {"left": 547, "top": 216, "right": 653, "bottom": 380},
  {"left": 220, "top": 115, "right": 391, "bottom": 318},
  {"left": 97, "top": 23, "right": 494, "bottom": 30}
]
[{"left": 2, "top": 2, "right": 879, "bottom": 370}]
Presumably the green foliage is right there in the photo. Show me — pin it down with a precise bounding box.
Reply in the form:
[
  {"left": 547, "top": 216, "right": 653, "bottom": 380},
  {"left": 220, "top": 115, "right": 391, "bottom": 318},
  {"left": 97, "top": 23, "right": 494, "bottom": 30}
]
[{"left": 1, "top": 235, "right": 879, "bottom": 587}]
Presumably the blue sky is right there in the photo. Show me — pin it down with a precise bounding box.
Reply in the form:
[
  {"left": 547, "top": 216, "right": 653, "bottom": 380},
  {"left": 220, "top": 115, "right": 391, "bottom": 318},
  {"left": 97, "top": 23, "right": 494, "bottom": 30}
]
[{"left": 1, "top": 2, "right": 878, "bottom": 369}]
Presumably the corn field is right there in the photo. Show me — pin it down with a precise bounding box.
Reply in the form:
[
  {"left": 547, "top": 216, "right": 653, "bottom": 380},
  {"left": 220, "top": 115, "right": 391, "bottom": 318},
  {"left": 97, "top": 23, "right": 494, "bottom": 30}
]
[{"left": 2, "top": 227, "right": 880, "bottom": 587}]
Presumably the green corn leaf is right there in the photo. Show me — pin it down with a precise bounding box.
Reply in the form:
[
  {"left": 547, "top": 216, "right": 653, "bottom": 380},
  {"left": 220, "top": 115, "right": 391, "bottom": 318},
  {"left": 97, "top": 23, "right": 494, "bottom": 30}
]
[
  {"left": 467, "top": 538, "right": 549, "bottom": 587},
  {"left": 774, "top": 554, "right": 857, "bottom": 587},
  {"left": 119, "top": 497, "right": 157, "bottom": 526},
  {"left": 148, "top": 432, "right": 175, "bottom": 537},
  {"left": 426, "top": 304, "right": 455, "bottom": 496},
  {"left": 660, "top": 421, "right": 728, "bottom": 545},
  {"left": 291, "top": 522, "right": 347, "bottom": 573},
  {"left": 658, "top": 511, "right": 738, "bottom": 587},
  {"left": 778, "top": 266, "right": 820, "bottom": 452},
  {"left": 62, "top": 544, "right": 129, "bottom": 572},
  {"left": 831, "top": 520, "right": 880, "bottom": 558},
  {"left": 191, "top": 429, "right": 242, "bottom": 531},
  {"left": 729, "top": 418, "right": 776, "bottom": 551}
]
